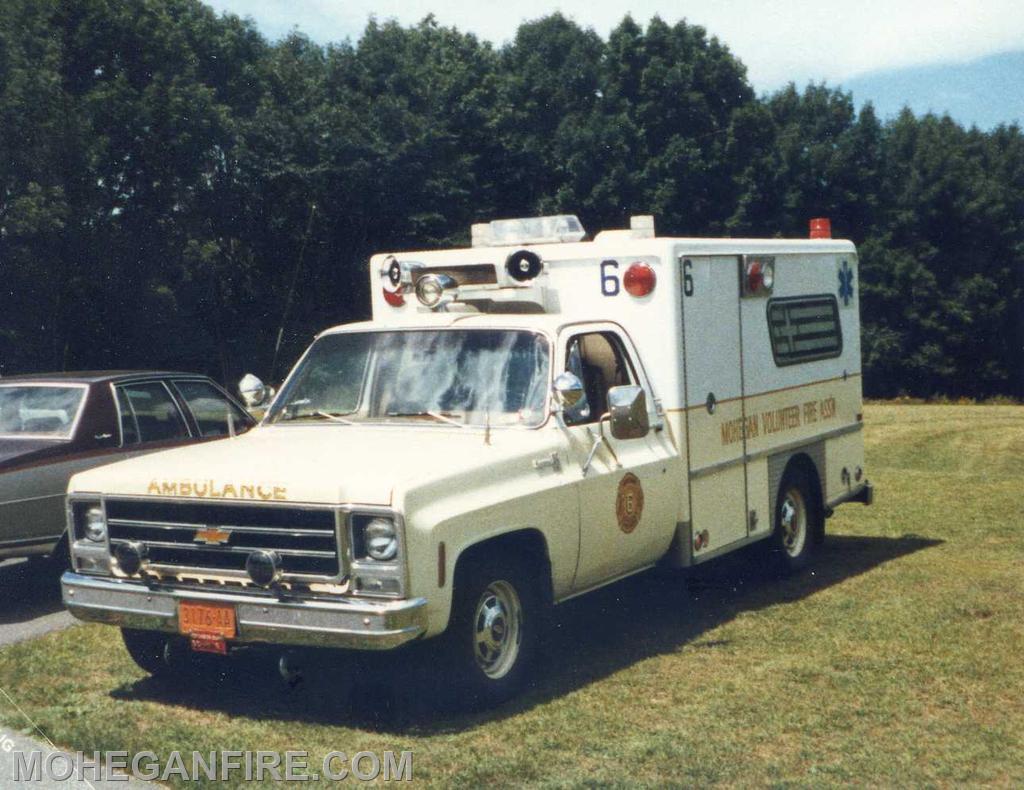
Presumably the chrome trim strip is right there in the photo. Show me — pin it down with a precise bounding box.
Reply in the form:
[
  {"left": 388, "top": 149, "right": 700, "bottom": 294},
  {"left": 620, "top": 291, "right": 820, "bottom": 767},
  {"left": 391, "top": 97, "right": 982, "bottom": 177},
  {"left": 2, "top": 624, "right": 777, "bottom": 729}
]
[
  {"left": 0, "top": 536, "right": 62, "bottom": 549},
  {"left": 0, "top": 492, "right": 64, "bottom": 508},
  {"left": 109, "top": 538, "right": 335, "bottom": 559},
  {"left": 82, "top": 493, "right": 355, "bottom": 510},
  {"left": 689, "top": 422, "right": 863, "bottom": 480},
  {"left": 107, "top": 518, "right": 335, "bottom": 537},
  {"left": 141, "top": 563, "right": 330, "bottom": 582}
]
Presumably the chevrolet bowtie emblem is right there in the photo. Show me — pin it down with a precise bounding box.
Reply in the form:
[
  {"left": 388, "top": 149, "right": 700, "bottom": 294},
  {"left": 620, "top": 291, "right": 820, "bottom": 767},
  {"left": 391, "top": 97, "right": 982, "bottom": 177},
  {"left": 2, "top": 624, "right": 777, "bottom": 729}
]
[{"left": 193, "top": 527, "right": 231, "bottom": 545}]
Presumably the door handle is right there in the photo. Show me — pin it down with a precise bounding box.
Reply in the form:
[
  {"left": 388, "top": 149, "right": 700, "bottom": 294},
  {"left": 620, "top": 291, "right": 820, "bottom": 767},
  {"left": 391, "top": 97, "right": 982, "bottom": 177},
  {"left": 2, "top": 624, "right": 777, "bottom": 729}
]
[
  {"left": 95, "top": 433, "right": 113, "bottom": 441},
  {"left": 532, "top": 452, "right": 561, "bottom": 473}
]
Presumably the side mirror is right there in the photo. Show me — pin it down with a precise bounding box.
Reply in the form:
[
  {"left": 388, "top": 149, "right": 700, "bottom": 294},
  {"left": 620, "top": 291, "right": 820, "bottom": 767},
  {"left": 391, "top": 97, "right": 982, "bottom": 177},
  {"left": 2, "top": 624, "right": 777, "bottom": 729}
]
[
  {"left": 553, "top": 372, "right": 585, "bottom": 410},
  {"left": 608, "top": 385, "right": 649, "bottom": 440},
  {"left": 238, "top": 373, "right": 272, "bottom": 409}
]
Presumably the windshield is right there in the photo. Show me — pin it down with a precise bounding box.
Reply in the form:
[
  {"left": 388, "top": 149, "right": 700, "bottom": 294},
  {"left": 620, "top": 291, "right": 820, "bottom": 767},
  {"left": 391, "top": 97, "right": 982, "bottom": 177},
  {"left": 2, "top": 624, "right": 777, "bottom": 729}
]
[
  {"left": 0, "top": 385, "right": 87, "bottom": 439},
  {"left": 268, "top": 330, "right": 550, "bottom": 428}
]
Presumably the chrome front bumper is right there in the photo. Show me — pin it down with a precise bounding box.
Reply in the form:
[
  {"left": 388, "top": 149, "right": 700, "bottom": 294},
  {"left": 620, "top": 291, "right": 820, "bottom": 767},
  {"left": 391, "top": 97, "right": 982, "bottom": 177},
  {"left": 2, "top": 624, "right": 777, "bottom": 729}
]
[{"left": 61, "top": 572, "right": 428, "bottom": 651}]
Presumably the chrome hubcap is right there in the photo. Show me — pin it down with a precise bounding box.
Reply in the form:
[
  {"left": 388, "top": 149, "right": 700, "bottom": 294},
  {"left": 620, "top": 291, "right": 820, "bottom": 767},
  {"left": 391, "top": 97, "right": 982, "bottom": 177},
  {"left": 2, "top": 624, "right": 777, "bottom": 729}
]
[
  {"left": 472, "top": 580, "right": 522, "bottom": 680},
  {"left": 780, "top": 488, "right": 807, "bottom": 558}
]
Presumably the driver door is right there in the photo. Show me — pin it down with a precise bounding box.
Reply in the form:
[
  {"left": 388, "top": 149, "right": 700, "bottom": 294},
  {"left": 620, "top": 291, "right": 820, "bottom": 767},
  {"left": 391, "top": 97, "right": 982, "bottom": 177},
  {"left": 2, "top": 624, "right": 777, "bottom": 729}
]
[{"left": 558, "top": 325, "right": 676, "bottom": 591}]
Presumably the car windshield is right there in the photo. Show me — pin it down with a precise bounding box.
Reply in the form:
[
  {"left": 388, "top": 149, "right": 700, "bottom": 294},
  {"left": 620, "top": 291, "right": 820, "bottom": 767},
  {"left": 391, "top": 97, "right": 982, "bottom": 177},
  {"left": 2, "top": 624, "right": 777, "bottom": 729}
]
[
  {"left": 268, "top": 329, "right": 550, "bottom": 428},
  {"left": 0, "top": 385, "right": 86, "bottom": 439}
]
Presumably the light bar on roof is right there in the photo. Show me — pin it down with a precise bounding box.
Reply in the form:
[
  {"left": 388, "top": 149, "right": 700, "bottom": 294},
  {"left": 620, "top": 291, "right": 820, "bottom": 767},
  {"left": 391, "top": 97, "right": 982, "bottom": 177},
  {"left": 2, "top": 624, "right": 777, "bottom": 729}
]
[{"left": 471, "top": 215, "right": 586, "bottom": 248}]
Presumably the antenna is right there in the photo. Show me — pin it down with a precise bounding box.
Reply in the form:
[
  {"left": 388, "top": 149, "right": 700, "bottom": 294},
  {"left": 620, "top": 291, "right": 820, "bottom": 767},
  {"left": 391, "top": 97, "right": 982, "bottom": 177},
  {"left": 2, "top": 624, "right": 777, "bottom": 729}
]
[{"left": 271, "top": 202, "right": 318, "bottom": 380}]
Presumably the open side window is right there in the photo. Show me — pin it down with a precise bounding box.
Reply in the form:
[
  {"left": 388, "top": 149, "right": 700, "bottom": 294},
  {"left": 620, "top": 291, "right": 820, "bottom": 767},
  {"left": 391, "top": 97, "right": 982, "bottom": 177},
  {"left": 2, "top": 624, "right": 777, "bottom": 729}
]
[{"left": 562, "top": 331, "right": 637, "bottom": 426}]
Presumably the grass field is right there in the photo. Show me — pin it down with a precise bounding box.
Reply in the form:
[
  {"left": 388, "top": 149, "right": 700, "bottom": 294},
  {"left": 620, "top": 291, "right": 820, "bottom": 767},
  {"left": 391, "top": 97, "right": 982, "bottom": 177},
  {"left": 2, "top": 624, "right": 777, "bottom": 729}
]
[{"left": 1, "top": 404, "right": 1022, "bottom": 786}]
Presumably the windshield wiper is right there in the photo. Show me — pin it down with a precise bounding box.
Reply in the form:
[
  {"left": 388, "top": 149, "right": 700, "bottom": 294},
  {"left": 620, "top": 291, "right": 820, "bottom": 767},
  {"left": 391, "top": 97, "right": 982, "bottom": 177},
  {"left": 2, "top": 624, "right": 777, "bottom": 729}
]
[
  {"left": 386, "top": 411, "right": 466, "bottom": 428},
  {"left": 278, "top": 410, "right": 354, "bottom": 424},
  {"left": 314, "top": 411, "right": 355, "bottom": 425}
]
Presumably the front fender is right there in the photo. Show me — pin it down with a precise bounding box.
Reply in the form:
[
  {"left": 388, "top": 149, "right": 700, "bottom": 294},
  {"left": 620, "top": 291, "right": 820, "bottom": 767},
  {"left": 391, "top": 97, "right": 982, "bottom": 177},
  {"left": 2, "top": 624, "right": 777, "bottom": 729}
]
[{"left": 397, "top": 434, "right": 578, "bottom": 637}]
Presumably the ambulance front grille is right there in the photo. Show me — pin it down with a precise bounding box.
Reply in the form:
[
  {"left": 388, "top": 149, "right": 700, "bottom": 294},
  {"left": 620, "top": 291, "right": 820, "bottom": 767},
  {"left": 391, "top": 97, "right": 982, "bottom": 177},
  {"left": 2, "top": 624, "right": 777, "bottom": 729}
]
[{"left": 104, "top": 499, "right": 342, "bottom": 581}]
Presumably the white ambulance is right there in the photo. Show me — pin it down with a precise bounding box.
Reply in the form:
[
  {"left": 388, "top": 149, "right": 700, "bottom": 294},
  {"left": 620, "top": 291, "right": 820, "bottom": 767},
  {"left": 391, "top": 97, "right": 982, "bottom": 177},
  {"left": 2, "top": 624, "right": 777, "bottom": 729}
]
[{"left": 61, "top": 214, "right": 872, "bottom": 708}]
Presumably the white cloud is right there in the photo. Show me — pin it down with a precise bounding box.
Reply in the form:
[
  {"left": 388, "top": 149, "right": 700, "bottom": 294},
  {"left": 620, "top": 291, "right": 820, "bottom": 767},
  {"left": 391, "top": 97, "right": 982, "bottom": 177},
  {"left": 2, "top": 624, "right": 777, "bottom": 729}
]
[{"left": 203, "top": 0, "right": 1024, "bottom": 90}]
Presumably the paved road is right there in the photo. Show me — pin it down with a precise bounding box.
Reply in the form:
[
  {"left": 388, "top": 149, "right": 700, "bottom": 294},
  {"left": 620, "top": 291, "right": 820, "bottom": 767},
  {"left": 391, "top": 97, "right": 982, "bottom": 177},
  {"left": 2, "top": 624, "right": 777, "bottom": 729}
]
[{"left": 0, "top": 559, "right": 74, "bottom": 649}]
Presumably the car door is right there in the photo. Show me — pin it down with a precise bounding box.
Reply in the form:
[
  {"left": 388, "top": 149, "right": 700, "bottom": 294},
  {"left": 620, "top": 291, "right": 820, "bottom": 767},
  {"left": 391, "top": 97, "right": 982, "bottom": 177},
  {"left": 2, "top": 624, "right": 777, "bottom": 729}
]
[
  {"left": 559, "top": 324, "right": 677, "bottom": 592},
  {"left": 682, "top": 255, "right": 750, "bottom": 556},
  {"left": 169, "top": 378, "right": 254, "bottom": 438},
  {"left": 114, "top": 380, "right": 192, "bottom": 447}
]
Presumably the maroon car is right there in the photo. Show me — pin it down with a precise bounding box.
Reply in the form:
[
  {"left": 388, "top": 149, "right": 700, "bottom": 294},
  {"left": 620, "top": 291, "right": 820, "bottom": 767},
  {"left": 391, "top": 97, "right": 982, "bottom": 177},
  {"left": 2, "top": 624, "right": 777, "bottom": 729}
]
[{"left": 0, "top": 371, "right": 254, "bottom": 565}]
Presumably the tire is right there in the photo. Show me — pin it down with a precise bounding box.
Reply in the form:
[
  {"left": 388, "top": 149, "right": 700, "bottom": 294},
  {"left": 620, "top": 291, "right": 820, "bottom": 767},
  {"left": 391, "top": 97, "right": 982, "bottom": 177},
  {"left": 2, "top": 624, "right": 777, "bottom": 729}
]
[
  {"left": 440, "top": 554, "right": 543, "bottom": 710},
  {"left": 768, "top": 467, "right": 822, "bottom": 574},
  {"left": 49, "top": 532, "right": 71, "bottom": 571},
  {"left": 30, "top": 533, "right": 70, "bottom": 575},
  {"left": 121, "top": 628, "right": 196, "bottom": 678}
]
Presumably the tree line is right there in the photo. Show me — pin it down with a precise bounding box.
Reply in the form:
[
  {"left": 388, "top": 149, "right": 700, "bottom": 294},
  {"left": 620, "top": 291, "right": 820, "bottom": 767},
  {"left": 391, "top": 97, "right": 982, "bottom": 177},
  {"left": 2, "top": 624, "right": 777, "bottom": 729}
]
[{"left": 1, "top": 0, "right": 1021, "bottom": 397}]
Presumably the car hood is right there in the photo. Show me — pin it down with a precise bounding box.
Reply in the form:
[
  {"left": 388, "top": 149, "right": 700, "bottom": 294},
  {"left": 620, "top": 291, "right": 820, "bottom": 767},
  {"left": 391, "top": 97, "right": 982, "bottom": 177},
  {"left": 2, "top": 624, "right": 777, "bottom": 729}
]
[
  {"left": 0, "top": 438, "right": 64, "bottom": 468},
  {"left": 68, "top": 423, "right": 550, "bottom": 506}
]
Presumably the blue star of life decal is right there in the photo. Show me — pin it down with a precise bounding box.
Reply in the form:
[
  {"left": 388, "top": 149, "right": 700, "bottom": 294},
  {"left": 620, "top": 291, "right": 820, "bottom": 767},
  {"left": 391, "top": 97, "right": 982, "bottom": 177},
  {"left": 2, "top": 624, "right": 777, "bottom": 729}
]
[{"left": 838, "top": 259, "right": 854, "bottom": 306}]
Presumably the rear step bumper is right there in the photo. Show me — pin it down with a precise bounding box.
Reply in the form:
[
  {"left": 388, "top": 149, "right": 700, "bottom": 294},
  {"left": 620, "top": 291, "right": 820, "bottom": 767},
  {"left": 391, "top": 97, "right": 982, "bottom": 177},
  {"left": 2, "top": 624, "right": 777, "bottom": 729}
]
[{"left": 826, "top": 481, "right": 874, "bottom": 516}]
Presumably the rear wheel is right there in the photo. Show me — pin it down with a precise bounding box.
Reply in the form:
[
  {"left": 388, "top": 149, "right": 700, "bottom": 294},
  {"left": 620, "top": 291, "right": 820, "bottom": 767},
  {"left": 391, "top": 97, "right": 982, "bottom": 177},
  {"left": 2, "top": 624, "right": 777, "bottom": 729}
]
[
  {"left": 769, "top": 467, "right": 821, "bottom": 573},
  {"left": 440, "top": 555, "right": 543, "bottom": 710}
]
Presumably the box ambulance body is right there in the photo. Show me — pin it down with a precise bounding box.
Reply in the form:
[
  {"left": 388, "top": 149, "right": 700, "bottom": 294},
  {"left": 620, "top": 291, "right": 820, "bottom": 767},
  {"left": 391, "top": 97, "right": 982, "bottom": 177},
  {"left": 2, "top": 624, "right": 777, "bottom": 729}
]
[{"left": 61, "top": 215, "right": 872, "bottom": 707}]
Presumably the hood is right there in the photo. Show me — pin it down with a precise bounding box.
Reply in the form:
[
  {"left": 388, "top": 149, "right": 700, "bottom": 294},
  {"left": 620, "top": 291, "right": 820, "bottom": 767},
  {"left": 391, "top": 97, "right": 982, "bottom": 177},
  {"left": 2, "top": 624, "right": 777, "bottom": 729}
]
[
  {"left": 68, "top": 423, "right": 548, "bottom": 506},
  {"left": 0, "top": 438, "right": 64, "bottom": 468}
]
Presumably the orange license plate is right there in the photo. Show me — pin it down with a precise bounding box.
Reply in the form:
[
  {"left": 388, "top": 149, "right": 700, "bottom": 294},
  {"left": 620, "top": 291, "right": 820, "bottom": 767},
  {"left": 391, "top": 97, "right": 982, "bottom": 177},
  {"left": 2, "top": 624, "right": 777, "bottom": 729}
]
[{"left": 178, "top": 601, "right": 236, "bottom": 638}]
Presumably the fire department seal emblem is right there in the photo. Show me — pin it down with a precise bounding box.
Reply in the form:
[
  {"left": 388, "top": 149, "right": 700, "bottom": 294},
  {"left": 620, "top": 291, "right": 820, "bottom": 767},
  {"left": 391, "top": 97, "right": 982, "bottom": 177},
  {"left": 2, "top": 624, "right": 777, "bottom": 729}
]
[{"left": 616, "top": 473, "right": 644, "bottom": 534}]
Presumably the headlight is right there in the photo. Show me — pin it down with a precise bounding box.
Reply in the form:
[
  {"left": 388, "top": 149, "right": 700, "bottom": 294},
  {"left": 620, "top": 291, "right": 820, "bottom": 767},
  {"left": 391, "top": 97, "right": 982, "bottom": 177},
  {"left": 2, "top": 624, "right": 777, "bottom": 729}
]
[
  {"left": 414, "top": 273, "right": 458, "bottom": 309},
  {"left": 350, "top": 514, "right": 405, "bottom": 597},
  {"left": 84, "top": 507, "right": 107, "bottom": 542},
  {"left": 364, "top": 518, "right": 398, "bottom": 561}
]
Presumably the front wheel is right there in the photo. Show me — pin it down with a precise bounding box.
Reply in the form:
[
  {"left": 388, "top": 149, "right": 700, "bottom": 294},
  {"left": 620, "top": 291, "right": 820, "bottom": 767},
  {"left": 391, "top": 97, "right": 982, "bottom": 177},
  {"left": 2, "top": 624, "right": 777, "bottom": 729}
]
[
  {"left": 769, "top": 467, "right": 821, "bottom": 574},
  {"left": 440, "top": 555, "right": 543, "bottom": 710},
  {"left": 121, "top": 628, "right": 202, "bottom": 679}
]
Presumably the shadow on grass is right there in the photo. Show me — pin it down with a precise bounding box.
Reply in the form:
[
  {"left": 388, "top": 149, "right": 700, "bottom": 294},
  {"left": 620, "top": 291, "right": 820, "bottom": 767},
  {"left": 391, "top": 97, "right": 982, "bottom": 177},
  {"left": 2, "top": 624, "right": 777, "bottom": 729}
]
[
  {"left": 0, "top": 558, "right": 64, "bottom": 623},
  {"left": 110, "top": 533, "right": 941, "bottom": 733}
]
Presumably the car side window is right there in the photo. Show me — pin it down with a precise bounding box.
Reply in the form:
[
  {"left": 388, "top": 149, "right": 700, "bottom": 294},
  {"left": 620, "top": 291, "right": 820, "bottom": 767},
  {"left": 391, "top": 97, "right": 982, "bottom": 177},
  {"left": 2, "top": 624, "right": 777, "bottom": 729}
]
[
  {"left": 116, "top": 382, "right": 189, "bottom": 443},
  {"left": 563, "top": 332, "right": 635, "bottom": 426},
  {"left": 173, "top": 380, "right": 251, "bottom": 438}
]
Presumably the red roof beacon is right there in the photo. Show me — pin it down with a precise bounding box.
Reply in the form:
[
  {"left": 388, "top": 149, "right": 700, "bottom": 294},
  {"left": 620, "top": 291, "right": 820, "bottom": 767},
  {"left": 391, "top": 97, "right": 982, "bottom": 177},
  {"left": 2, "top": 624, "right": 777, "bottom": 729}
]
[{"left": 809, "top": 217, "right": 832, "bottom": 239}]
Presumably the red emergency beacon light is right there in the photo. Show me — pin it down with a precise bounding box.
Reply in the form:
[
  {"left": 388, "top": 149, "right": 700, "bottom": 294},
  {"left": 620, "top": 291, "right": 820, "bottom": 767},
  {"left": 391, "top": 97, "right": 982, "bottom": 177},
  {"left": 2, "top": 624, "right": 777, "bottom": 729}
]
[
  {"left": 809, "top": 217, "right": 832, "bottom": 239},
  {"left": 624, "top": 262, "right": 656, "bottom": 297}
]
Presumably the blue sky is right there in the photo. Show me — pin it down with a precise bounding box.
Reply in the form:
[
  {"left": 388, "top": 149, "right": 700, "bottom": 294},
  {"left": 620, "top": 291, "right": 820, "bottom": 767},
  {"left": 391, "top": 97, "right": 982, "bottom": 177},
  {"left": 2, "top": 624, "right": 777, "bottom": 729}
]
[{"left": 204, "top": 0, "right": 1024, "bottom": 127}]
